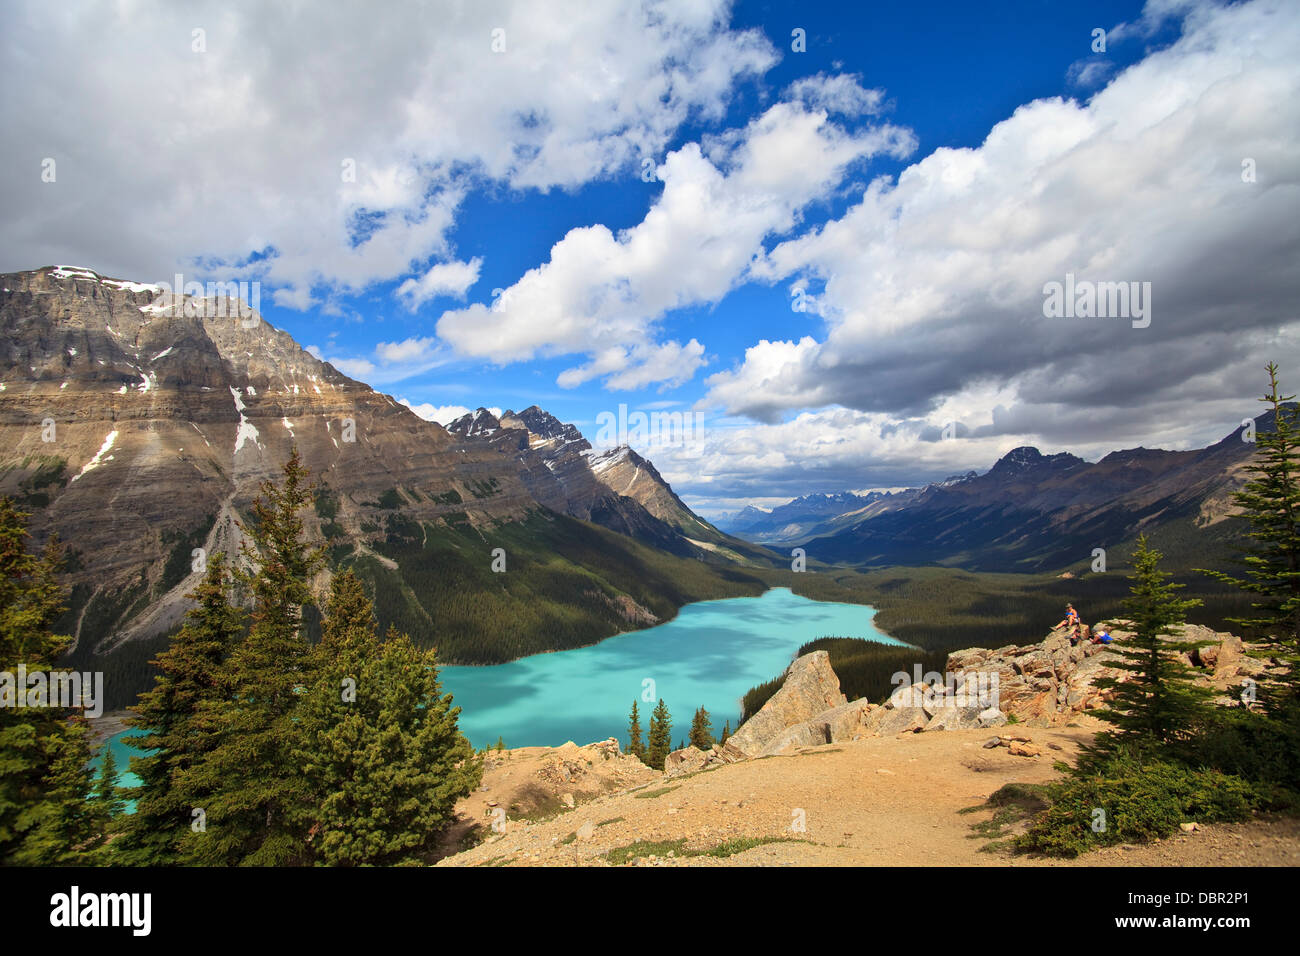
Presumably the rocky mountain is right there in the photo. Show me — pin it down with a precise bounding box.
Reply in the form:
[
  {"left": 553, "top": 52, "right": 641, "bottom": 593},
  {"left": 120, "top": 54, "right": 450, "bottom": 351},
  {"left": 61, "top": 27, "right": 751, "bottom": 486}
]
[
  {"left": 725, "top": 422, "right": 1265, "bottom": 571},
  {"left": 446, "top": 406, "right": 749, "bottom": 557},
  {"left": 0, "top": 266, "right": 773, "bottom": 695}
]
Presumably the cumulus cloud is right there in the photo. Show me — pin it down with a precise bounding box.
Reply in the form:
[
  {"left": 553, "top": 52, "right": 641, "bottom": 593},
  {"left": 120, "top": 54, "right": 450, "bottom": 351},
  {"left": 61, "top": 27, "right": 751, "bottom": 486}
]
[
  {"left": 785, "top": 72, "right": 886, "bottom": 116},
  {"left": 0, "top": 0, "right": 776, "bottom": 306},
  {"left": 436, "top": 99, "right": 915, "bottom": 389},
  {"left": 396, "top": 258, "right": 483, "bottom": 310},
  {"left": 705, "top": 0, "right": 1300, "bottom": 452}
]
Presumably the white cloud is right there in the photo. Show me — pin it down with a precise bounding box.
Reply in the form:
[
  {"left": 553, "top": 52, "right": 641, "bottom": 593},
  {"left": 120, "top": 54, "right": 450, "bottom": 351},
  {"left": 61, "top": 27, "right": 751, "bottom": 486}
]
[
  {"left": 0, "top": 0, "right": 776, "bottom": 306},
  {"left": 398, "top": 400, "right": 501, "bottom": 425},
  {"left": 785, "top": 73, "right": 886, "bottom": 116},
  {"left": 396, "top": 258, "right": 482, "bottom": 310},
  {"left": 436, "top": 99, "right": 915, "bottom": 389},
  {"left": 706, "top": 0, "right": 1300, "bottom": 437}
]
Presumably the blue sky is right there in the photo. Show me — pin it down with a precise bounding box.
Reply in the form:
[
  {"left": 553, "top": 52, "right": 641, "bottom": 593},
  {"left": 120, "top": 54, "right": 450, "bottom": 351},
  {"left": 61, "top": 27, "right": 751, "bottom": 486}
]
[{"left": 4, "top": 0, "right": 1298, "bottom": 518}]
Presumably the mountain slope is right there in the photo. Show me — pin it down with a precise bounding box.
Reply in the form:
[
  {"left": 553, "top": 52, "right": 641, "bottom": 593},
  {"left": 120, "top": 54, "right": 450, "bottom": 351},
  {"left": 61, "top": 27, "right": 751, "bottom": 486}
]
[
  {"left": 790, "top": 423, "right": 1264, "bottom": 572},
  {"left": 0, "top": 266, "right": 773, "bottom": 697}
]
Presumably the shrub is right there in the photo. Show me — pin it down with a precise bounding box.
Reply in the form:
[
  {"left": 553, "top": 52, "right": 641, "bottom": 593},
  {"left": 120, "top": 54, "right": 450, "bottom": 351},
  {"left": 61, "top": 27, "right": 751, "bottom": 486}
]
[{"left": 1015, "top": 750, "right": 1260, "bottom": 857}]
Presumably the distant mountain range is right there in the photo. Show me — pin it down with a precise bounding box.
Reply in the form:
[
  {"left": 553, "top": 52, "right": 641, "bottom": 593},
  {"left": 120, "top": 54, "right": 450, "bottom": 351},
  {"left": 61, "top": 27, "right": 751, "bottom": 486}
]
[
  {"left": 0, "top": 266, "right": 774, "bottom": 700},
  {"left": 718, "top": 422, "right": 1265, "bottom": 572}
]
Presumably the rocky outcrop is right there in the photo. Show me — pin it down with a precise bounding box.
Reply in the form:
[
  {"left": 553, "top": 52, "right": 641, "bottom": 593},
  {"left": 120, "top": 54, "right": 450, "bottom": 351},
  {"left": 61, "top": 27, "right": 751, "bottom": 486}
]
[
  {"left": 698, "top": 622, "right": 1269, "bottom": 769},
  {"left": 720, "top": 651, "right": 847, "bottom": 761}
]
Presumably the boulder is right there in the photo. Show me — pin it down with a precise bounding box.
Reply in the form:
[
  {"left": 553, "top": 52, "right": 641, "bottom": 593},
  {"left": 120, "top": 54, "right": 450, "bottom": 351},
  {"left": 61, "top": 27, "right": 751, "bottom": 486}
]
[
  {"left": 923, "top": 701, "right": 984, "bottom": 732},
  {"left": 873, "top": 705, "right": 929, "bottom": 735},
  {"left": 663, "top": 746, "right": 709, "bottom": 777},
  {"left": 721, "top": 651, "right": 847, "bottom": 759},
  {"left": 756, "top": 721, "right": 832, "bottom": 757}
]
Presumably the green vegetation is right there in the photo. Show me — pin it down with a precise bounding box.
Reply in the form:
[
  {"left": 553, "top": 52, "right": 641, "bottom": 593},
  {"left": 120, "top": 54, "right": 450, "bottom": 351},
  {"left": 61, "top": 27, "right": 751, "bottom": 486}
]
[
  {"left": 633, "top": 785, "right": 679, "bottom": 800},
  {"left": 754, "top": 564, "right": 1254, "bottom": 662},
  {"left": 1201, "top": 362, "right": 1300, "bottom": 717},
  {"left": 605, "top": 835, "right": 803, "bottom": 865},
  {"left": 116, "top": 553, "right": 243, "bottom": 865},
  {"left": 646, "top": 698, "right": 672, "bottom": 770},
  {"left": 13, "top": 456, "right": 66, "bottom": 509},
  {"left": 1013, "top": 751, "right": 1260, "bottom": 857},
  {"left": 1086, "top": 535, "right": 1211, "bottom": 755},
  {"left": 688, "top": 706, "right": 714, "bottom": 750},
  {"left": 157, "top": 513, "right": 219, "bottom": 597},
  {"left": 364, "top": 487, "right": 404, "bottom": 510},
  {"left": 626, "top": 700, "right": 646, "bottom": 763},
  {"left": 89, "top": 449, "right": 478, "bottom": 868},
  {"left": 0, "top": 496, "right": 108, "bottom": 864},
  {"left": 466, "top": 478, "right": 501, "bottom": 500},
  {"left": 340, "top": 509, "right": 767, "bottom": 664}
]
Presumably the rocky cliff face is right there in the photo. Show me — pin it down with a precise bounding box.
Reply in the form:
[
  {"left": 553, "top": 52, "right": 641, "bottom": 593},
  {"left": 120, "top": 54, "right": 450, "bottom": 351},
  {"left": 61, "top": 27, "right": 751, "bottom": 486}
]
[
  {"left": 447, "top": 405, "right": 725, "bottom": 555},
  {"left": 0, "top": 266, "right": 748, "bottom": 658}
]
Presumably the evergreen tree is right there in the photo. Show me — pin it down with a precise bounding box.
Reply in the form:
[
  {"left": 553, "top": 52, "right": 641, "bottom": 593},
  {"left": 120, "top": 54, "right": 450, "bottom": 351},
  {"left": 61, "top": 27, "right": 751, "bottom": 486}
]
[
  {"left": 1201, "top": 363, "right": 1300, "bottom": 717},
  {"left": 295, "top": 573, "right": 481, "bottom": 865},
  {"left": 92, "top": 746, "right": 126, "bottom": 824},
  {"left": 495, "top": 736, "right": 505, "bottom": 752},
  {"left": 0, "top": 497, "right": 101, "bottom": 865},
  {"left": 1090, "top": 535, "right": 1211, "bottom": 756},
  {"left": 626, "top": 700, "right": 645, "bottom": 762},
  {"left": 116, "top": 553, "right": 244, "bottom": 865},
  {"left": 719, "top": 720, "right": 731, "bottom": 746},
  {"left": 298, "top": 627, "right": 482, "bottom": 864},
  {"left": 11, "top": 715, "right": 102, "bottom": 865},
  {"left": 182, "top": 449, "right": 326, "bottom": 865},
  {"left": 646, "top": 699, "right": 672, "bottom": 770},
  {"left": 688, "top": 706, "right": 714, "bottom": 750}
]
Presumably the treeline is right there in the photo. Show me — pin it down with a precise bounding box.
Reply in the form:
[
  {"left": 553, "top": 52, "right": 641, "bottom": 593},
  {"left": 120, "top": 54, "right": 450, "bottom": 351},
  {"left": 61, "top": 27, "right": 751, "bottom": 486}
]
[
  {"left": 348, "top": 508, "right": 768, "bottom": 664},
  {"left": 1, "top": 449, "right": 480, "bottom": 866},
  {"left": 739, "top": 637, "right": 949, "bottom": 724},
  {"left": 753, "top": 564, "right": 1257, "bottom": 658}
]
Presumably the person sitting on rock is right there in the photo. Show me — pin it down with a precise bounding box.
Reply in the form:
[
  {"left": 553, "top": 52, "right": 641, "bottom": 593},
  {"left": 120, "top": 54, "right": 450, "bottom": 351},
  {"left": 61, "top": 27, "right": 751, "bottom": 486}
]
[
  {"left": 1091, "top": 625, "right": 1113, "bottom": 645},
  {"left": 1055, "top": 604, "right": 1083, "bottom": 644}
]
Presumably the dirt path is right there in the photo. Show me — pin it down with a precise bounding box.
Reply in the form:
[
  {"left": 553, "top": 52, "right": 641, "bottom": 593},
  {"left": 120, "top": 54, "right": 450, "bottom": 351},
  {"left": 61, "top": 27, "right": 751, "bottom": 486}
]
[{"left": 439, "top": 720, "right": 1300, "bottom": 867}]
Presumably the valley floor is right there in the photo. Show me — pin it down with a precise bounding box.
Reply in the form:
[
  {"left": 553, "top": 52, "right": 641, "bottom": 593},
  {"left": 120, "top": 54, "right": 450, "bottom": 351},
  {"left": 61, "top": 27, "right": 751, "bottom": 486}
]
[{"left": 438, "top": 718, "right": 1300, "bottom": 867}]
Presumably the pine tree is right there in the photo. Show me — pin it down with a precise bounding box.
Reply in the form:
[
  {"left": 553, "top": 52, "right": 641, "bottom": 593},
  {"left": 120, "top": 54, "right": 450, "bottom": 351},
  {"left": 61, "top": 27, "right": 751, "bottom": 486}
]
[
  {"left": 11, "top": 715, "right": 103, "bottom": 865},
  {"left": 688, "top": 706, "right": 713, "bottom": 750},
  {"left": 92, "top": 746, "right": 126, "bottom": 824},
  {"left": 647, "top": 699, "right": 672, "bottom": 770},
  {"left": 1090, "top": 535, "right": 1211, "bottom": 756},
  {"left": 295, "top": 573, "right": 481, "bottom": 865},
  {"left": 1201, "top": 363, "right": 1300, "bottom": 717},
  {"left": 182, "top": 449, "right": 326, "bottom": 865},
  {"left": 495, "top": 736, "right": 505, "bottom": 752},
  {"left": 719, "top": 720, "right": 731, "bottom": 746},
  {"left": 626, "top": 700, "right": 646, "bottom": 762},
  {"left": 116, "top": 553, "right": 244, "bottom": 865},
  {"left": 300, "top": 627, "right": 483, "bottom": 866},
  {"left": 0, "top": 497, "right": 101, "bottom": 865}
]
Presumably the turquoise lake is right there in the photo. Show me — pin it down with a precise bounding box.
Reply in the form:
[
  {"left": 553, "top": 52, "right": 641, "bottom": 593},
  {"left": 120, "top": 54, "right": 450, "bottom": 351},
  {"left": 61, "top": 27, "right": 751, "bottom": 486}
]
[{"left": 98, "top": 587, "right": 900, "bottom": 779}]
